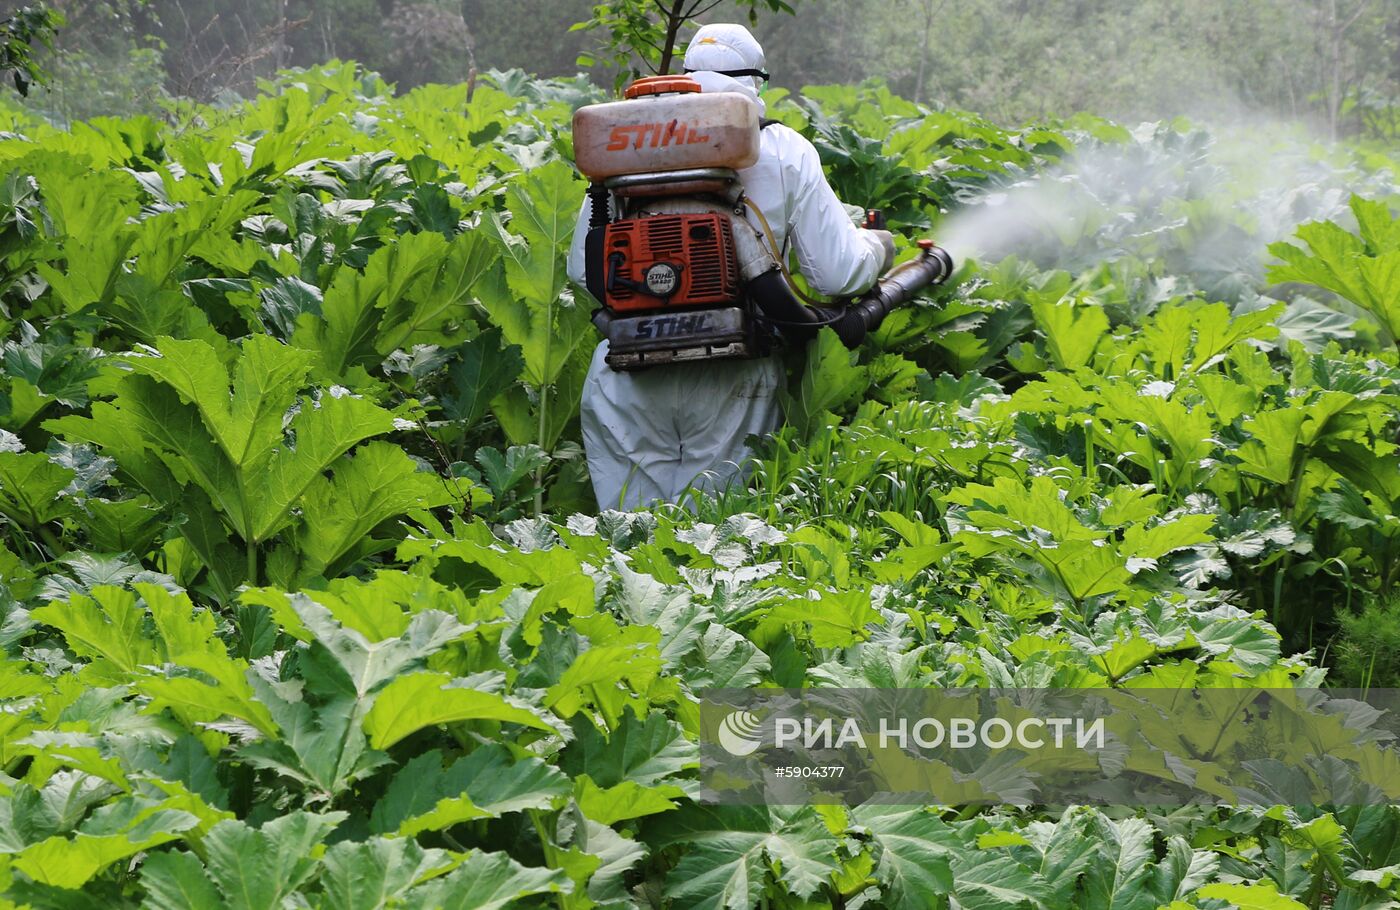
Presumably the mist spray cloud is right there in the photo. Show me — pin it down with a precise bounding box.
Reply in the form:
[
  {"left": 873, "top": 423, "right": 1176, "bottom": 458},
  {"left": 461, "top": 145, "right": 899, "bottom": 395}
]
[{"left": 934, "top": 120, "right": 1394, "bottom": 305}]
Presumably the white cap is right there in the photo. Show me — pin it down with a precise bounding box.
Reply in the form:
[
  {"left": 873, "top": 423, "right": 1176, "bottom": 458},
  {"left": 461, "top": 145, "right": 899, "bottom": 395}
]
[{"left": 683, "top": 23, "right": 768, "bottom": 95}]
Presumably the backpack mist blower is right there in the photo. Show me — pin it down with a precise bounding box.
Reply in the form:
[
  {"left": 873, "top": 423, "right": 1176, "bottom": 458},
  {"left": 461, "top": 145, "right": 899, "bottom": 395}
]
[{"left": 573, "top": 76, "right": 955, "bottom": 371}]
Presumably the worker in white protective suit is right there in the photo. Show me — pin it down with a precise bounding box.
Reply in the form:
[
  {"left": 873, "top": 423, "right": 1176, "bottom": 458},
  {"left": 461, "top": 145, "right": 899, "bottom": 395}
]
[{"left": 567, "top": 23, "right": 893, "bottom": 510}]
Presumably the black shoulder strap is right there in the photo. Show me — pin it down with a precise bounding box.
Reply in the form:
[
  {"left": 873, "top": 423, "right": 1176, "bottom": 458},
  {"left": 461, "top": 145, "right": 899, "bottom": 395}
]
[{"left": 759, "top": 118, "right": 780, "bottom": 130}]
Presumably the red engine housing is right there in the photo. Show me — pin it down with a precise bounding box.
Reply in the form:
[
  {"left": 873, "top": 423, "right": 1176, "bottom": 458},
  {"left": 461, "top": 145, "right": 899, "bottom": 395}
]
[{"left": 602, "top": 213, "right": 741, "bottom": 313}]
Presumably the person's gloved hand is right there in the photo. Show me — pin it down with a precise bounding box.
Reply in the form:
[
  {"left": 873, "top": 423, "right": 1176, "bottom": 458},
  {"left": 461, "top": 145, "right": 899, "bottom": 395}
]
[{"left": 869, "top": 229, "right": 895, "bottom": 273}]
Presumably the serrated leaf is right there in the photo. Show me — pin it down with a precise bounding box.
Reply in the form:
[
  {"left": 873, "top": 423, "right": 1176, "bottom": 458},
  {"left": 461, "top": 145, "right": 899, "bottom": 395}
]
[
  {"left": 1032, "top": 297, "right": 1108, "bottom": 370},
  {"left": 295, "top": 231, "right": 448, "bottom": 375},
  {"left": 476, "top": 160, "right": 589, "bottom": 388},
  {"left": 653, "top": 806, "right": 841, "bottom": 909},
  {"left": 952, "top": 854, "right": 1054, "bottom": 909},
  {"left": 574, "top": 817, "right": 646, "bottom": 904},
  {"left": 237, "top": 683, "right": 389, "bottom": 800},
  {"left": 294, "top": 441, "right": 458, "bottom": 576},
  {"left": 137, "top": 652, "right": 280, "bottom": 739},
  {"left": 123, "top": 335, "right": 311, "bottom": 472},
  {"left": 245, "top": 392, "right": 396, "bottom": 543},
  {"left": 1081, "top": 815, "right": 1157, "bottom": 910},
  {"left": 370, "top": 745, "right": 568, "bottom": 836},
  {"left": 364, "top": 672, "right": 557, "bottom": 749},
  {"left": 544, "top": 642, "right": 663, "bottom": 722},
  {"left": 1017, "top": 810, "right": 1099, "bottom": 905},
  {"left": 139, "top": 850, "right": 222, "bottom": 910},
  {"left": 416, "top": 849, "right": 569, "bottom": 910},
  {"left": 441, "top": 328, "right": 524, "bottom": 431},
  {"left": 784, "top": 329, "right": 867, "bottom": 439},
  {"left": 13, "top": 804, "right": 199, "bottom": 889},
  {"left": 292, "top": 598, "right": 465, "bottom": 699},
  {"left": 0, "top": 450, "right": 77, "bottom": 533},
  {"left": 316, "top": 837, "right": 457, "bottom": 910},
  {"left": 574, "top": 776, "right": 682, "bottom": 826},
  {"left": 201, "top": 812, "right": 346, "bottom": 910},
  {"left": 1152, "top": 835, "right": 1219, "bottom": 904},
  {"left": 31, "top": 586, "right": 159, "bottom": 675},
  {"left": 559, "top": 711, "right": 696, "bottom": 789},
  {"left": 685, "top": 625, "right": 771, "bottom": 689},
  {"left": 850, "top": 805, "right": 957, "bottom": 909},
  {"left": 1196, "top": 881, "right": 1309, "bottom": 910}
]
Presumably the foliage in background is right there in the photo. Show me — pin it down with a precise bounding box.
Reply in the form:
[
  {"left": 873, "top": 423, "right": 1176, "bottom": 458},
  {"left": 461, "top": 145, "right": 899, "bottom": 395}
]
[
  {"left": 571, "top": 0, "right": 796, "bottom": 88},
  {"left": 0, "top": 5, "right": 64, "bottom": 97},
  {"left": 8, "top": 0, "right": 1400, "bottom": 138}
]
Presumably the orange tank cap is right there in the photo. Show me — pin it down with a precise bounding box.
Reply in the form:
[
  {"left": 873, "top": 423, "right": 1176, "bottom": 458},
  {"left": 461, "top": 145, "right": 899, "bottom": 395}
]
[{"left": 624, "top": 76, "right": 702, "bottom": 99}]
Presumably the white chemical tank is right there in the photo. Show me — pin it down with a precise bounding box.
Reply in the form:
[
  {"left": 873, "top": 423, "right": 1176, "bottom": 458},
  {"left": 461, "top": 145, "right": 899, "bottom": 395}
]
[{"left": 573, "top": 76, "right": 761, "bottom": 181}]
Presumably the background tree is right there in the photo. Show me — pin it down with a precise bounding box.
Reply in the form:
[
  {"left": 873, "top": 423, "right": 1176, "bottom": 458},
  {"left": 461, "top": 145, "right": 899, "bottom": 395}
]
[
  {"left": 571, "top": 0, "right": 797, "bottom": 89},
  {"left": 8, "top": 0, "right": 1399, "bottom": 139},
  {"left": 0, "top": 5, "right": 64, "bottom": 97}
]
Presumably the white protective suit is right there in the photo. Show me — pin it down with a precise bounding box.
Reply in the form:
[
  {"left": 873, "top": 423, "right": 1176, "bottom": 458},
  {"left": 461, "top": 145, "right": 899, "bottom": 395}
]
[{"left": 568, "top": 24, "right": 889, "bottom": 510}]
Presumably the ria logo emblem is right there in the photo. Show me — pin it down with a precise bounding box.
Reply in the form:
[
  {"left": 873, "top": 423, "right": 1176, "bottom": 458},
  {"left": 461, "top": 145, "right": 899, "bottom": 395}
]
[{"left": 717, "top": 710, "right": 764, "bottom": 756}]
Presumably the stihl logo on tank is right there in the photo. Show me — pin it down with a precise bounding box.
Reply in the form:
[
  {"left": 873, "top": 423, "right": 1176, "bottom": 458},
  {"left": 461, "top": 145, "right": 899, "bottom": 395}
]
[
  {"left": 606, "top": 121, "right": 713, "bottom": 151},
  {"left": 633, "top": 314, "right": 711, "bottom": 339}
]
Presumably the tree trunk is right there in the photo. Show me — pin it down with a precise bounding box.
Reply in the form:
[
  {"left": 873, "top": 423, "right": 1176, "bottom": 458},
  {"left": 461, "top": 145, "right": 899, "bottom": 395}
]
[
  {"left": 658, "top": 0, "right": 687, "bottom": 75},
  {"left": 913, "top": 0, "right": 930, "bottom": 105},
  {"left": 1328, "top": 0, "right": 1341, "bottom": 141},
  {"left": 459, "top": 2, "right": 479, "bottom": 105},
  {"left": 275, "top": 0, "right": 289, "bottom": 73}
]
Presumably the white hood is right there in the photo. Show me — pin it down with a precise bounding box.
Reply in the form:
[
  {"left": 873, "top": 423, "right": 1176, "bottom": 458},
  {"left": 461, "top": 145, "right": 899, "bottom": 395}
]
[
  {"left": 683, "top": 23, "right": 767, "bottom": 99},
  {"left": 686, "top": 70, "right": 766, "bottom": 116}
]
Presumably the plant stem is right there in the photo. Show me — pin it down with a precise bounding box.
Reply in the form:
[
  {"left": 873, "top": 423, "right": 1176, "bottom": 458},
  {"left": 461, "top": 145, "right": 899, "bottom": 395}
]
[{"left": 535, "top": 383, "right": 548, "bottom": 517}]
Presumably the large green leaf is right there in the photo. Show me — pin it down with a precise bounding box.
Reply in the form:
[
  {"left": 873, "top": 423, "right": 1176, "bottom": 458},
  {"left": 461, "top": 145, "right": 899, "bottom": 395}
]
[
  {"left": 281, "top": 596, "right": 464, "bottom": 700},
  {"left": 315, "top": 837, "right": 457, "bottom": 910},
  {"left": 137, "top": 652, "right": 281, "bottom": 739},
  {"left": 31, "top": 585, "right": 159, "bottom": 675},
  {"left": 363, "top": 671, "right": 558, "bottom": 749},
  {"left": 477, "top": 159, "right": 590, "bottom": 389},
  {"left": 236, "top": 688, "right": 388, "bottom": 801},
  {"left": 649, "top": 805, "right": 841, "bottom": 909},
  {"left": 558, "top": 711, "right": 697, "bottom": 789},
  {"left": 1195, "top": 881, "right": 1309, "bottom": 910},
  {"left": 951, "top": 854, "right": 1055, "bottom": 910},
  {"left": 13, "top": 800, "right": 200, "bottom": 889},
  {"left": 292, "top": 441, "right": 459, "bottom": 576},
  {"left": 1080, "top": 816, "right": 1157, "bottom": 910},
  {"left": 200, "top": 812, "right": 347, "bottom": 910},
  {"left": 122, "top": 335, "right": 311, "bottom": 472},
  {"left": 369, "top": 745, "right": 568, "bottom": 836},
  {"left": 1268, "top": 196, "right": 1400, "bottom": 343},
  {"left": 140, "top": 850, "right": 223, "bottom": 910},
  {"left": 544, "top": 642, "right": 664, "bottom": 725},
  {"left": 1031, "top": 296, "right": 1108, "bottom": 370},
  {"left": 244, "top": 393, "right": 396, "bottom": 542},
  {"left": 783, "top": 329, "right": 868, "bottom": 440},
  {"left": 48, "top": 335, "right": 396, "bottom": 561},
  {"left": 0, "top": 451, "right": 75, "bottom": 529},
  {"left": 850, "top": 805, "right": 957, "bottom": 909},
  {"left": 441, "top": 327, "right": 524, "bottom": 431},
  {"left": 293, "top": 230, "right": 449, "bottom": 375},
  {"left": 415, "top": 849, "right": 570, "bottom": 910},
  {"left": 31, "top": 584, "right": 220, "bottom": 680},
  {"left": 1151, "top": 835, "right": 1219, "bottom": 905},
  {"left": 377, "top": 228, "right": 500, "bottom": 355},
  {"left": 574, "top": 776, "right": 683, "bottom": 826}
]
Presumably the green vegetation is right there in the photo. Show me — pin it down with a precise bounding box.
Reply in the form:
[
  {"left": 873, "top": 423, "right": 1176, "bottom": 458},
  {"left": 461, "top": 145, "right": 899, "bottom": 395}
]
[{"left": 0, "top": 59, "right": 1399, "bottom": 908}]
